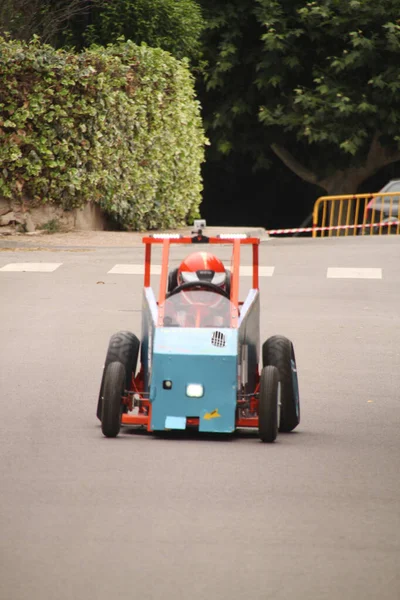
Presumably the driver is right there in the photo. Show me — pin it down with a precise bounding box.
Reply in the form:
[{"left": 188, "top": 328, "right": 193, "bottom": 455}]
[
  {"left": 164, "top": 252, "right": 230, "bottom": 327},
  {"left": 177, "top": 251, "right": 228, "bottom": 289}
]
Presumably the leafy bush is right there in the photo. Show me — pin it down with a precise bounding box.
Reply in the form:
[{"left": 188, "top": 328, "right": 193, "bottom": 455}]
[{"left": 0, "top": 36, "right": 206, "bottom": 229}]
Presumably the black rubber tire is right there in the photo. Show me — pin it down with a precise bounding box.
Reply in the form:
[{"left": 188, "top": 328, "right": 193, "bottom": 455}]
[
  {"left": 101, "top": 362, "right": 125, "bottom": 438},
  {"left": 262, "top": 335, "right": 300, "bottom": 432},
  {"left": 96, "top": 331, "right": 140, "bottom": 420},
  {"left": 258, "top": 365, "right": 279, "bottom": 443}
]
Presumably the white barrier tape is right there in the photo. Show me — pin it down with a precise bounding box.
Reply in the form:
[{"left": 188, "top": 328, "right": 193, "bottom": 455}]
[{"left": 266, "top": 220, "right": 400, "bottom": 235}]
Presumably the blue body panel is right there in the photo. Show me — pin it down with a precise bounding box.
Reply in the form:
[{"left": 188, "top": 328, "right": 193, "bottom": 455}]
[{"left": 150, "top": 328, "right": 238, "bottom": 433}]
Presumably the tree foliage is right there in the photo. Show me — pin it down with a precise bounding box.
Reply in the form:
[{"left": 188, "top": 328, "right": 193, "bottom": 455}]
[
  {"left": 61, "top": 0, "right": 204, "bottom": 62},
  {"left": 0, "top": 36, "right": 206, "bottom": 229},
  {"left": 199, "top": 1, "right": 264, "bottom": 160},
  {"left": 200, "top": 0, "right": 400, "bottom": 193},
  {"left": 0, "top": 0, "right": 92, "bottom": 45},
  {"left": 0, "top": 0, "right": 204, "bottom": 61}
]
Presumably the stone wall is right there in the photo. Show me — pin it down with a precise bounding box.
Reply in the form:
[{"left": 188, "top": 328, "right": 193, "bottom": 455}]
[{"left": 0, "top": 199, "right": 107, "bottom": 234}]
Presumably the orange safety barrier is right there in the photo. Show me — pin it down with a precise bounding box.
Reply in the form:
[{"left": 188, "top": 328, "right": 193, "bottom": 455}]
[{"left": 312, "top": 192, "right": 400, "bottom": 237}]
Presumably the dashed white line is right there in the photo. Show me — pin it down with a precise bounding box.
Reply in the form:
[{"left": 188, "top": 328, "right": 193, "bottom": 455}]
[
  {"left": 0, "top": 263, "right": 384, "bottom": 280},
  {"left": 107, "top": 264, "right": 275, "bottom": 276},
  {"left": 254, "top": 266, "right": 275, "bottom": 277},
  {"left": 327, "top": 267, "right": 382, "bottom": 280},
  {"left": 232, "top": 266, "right": 275, "bottom": 277},
  {"left": 0, "top": 263, "right": 62, "bottom": 272},
  {"left": 108, "top": 264, "right": 161, "bottom": 275}
]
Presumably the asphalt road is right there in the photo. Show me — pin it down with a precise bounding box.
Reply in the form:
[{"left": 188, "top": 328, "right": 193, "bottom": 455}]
[{"left": 0, "top": 235, "right": 399, "bottom": 600}]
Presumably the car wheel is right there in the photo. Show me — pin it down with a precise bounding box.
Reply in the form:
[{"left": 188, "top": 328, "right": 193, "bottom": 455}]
[
  {"left": 258, "top": 365, "right": 279, "bottom": 443},
  {"left": 101, "top": 362, "right": 126, "bottom": 438},
  {"left": 96, "top": 331, "right": 140, "bottom": 420},
  {"left": 262, "top": 335, "right": 300, "bottom": 432}
]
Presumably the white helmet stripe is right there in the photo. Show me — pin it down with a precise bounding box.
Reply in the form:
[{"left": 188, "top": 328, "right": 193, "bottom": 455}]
[
  {"left": 212, "top": 272, "right": 226, "bottom": 286},
  {"left": 180, "top": 270, "right": 226, "bottom": 286},
  {"left": 180, "top": 271, "right": 199, "bottom": 283}
]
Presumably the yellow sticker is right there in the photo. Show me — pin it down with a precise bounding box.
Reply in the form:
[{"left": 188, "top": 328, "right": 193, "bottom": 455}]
[{"left": 204, "top": 409, "right": 221, "bottom": 420}]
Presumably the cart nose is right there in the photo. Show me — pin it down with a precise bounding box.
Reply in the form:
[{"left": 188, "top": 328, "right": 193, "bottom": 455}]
[{"left": 150, "top": 328, "right": 238, "bottom": 433}]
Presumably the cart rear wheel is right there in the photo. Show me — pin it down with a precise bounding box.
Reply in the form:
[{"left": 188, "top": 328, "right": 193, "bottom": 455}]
[
  {"left": 101, "top": 362, "right": 125, "bottom": 438},
  {"left": 97, "top": 331, "right": 140, "bottom": 420},
  {"left": 262, "top": 335, "right": 300, "bottom": 432},
  {"left": 258, "top": 366, "right": 279, "bottom": 443}
]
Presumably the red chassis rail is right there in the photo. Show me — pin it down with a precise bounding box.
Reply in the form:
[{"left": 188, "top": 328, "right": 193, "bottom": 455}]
[
  {"left": 123, "top": 416, "right": 260, "bottom": 428},
  {"left": 121, "top": 235, "right": 261, "bottom": 430}
]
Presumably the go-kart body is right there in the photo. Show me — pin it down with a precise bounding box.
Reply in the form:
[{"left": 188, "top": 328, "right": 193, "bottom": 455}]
[
  {"left": 123, "top": 235, "right": 260, "bottom": 434},
  {"left": 98, "top": 231, "right": 300, "bottom": 441}
]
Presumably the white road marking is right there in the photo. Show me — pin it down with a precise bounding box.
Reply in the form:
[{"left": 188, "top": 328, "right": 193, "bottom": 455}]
[
  {"left": 108, "top": 264, "right": 275, "bottom": 276},
  {"left": 327, "top": 267, "right": 382, "bottom": 280},
  {"left": 0, "top": 263, "right": 62, "bottom": 272},
  {"left": 0, "top": 262, "right": 384, "bottom": 280},
  {"left": 241, "top": 266, "right": 275, "bottom": 277},
  {"left": 108, "top": 264, "right": 161, "bottom": 275}
]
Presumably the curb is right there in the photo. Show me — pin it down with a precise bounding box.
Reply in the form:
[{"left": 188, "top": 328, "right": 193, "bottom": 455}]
[{"left": 0, "top": 226, "right": 270, "bottom": 248}]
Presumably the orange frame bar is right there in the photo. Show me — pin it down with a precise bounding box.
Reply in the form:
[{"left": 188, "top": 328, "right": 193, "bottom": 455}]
[
  {"left": 122, "top": 414, "right": 261, "bottom": 428},
  {"left": 142, "top": 237, "right": 260, "bottom": 245},
  {"left": 236, "top": 417, "right": 259, "bottom": 428},
  {"left": 144, "top": 242, "right": 151, "bottom": 287},
  {"left": 122, "top": 414, "right": 149, "bottom": 426},
  {"left": 252, "top": 243, "right": 259, "bottom": 289},
  {"left": 230, "top": 239, "right": 240, "bottom": 327},
  {"left": 142, "top": 236, "right": 260, "bottom": 328},
  {"left": 157, "top": 239, "right": 171, "bottom": 326}
]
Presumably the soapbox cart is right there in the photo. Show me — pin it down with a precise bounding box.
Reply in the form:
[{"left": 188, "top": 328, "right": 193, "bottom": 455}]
[{"left": 96, "top": 232, "right": 300, "bottom": 442}]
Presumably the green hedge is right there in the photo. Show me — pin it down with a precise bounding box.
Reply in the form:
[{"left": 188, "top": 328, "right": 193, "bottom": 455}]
[{"left": 0, "top": 36, "right": 206, "bottom": 229}]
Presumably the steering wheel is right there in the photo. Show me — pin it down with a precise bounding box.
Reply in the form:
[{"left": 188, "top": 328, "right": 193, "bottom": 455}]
[{"left": 166, "top": 280, "right": 230, "bottom": 300}]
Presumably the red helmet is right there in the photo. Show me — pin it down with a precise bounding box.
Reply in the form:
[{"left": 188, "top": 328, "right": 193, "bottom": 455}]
[{"left": 177, "top": 252, "right": 227, "bottom": 288}]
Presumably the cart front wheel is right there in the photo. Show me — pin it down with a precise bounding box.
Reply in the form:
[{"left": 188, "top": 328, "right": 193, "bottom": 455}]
[
  {"left": 258, "top": 365, "right": 280, "bottom": 443},
  {"left": 101, "top": 362, "right": 126, "bottom": 438},
  {"left": 97, "top": 331, "right": 140, "bottom": 420},
  {"left": 262, "top": 335, "right": 300, "bottom": 432}
]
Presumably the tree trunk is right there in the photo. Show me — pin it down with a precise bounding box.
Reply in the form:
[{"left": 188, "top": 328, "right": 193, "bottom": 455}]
[{"left": 320, "top": 171, "right": 362, "bottom": 197}]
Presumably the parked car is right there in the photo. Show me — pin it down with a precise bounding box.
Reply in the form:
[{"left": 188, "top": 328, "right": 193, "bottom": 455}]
[{"left": 364, "top": 180, "right": 400, "bottom": 234}]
